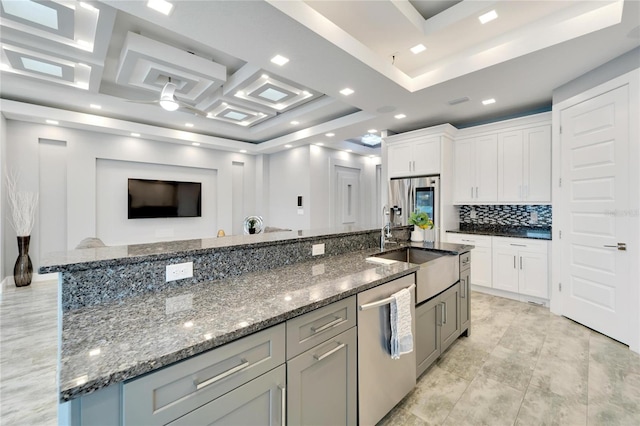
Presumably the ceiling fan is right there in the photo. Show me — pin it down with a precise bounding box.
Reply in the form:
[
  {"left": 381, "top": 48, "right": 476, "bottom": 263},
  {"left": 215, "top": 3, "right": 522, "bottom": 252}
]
[{"left": 126, "top": 78, "right": 208, "bottom": 117}]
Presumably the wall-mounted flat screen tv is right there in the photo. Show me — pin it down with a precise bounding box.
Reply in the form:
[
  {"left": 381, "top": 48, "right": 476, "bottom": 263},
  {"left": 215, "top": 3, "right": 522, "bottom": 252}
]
[{"left": 128, "top": 178, "right": 201, "bottom": 219}]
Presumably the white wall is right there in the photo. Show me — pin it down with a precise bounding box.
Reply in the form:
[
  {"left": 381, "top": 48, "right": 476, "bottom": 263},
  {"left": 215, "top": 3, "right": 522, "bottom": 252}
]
[
  {"left": 3, "top": 120, "right": 256, "bottom": 276},
  {"left": 267, "top": 146, "right": 311, "bottom": 230},
  {"left": 96, "top": 159, "right": 218, "bottom": 245},
  {"left": 309, "top": 146, "right": 380, "bottom": 229},
  {"left": 0, "top": 114, "right": 6, "bottom": 284}
]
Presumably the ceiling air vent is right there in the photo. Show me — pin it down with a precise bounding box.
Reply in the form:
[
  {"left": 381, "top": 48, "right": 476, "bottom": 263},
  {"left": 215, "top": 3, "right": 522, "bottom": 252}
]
[{"left": 448, "top": 97, "right": 470, "bottom": 106}]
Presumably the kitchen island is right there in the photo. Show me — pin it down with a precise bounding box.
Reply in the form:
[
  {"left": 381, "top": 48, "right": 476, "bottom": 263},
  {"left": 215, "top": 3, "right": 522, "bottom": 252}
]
[{"left": 37, "top": 228, "right": 470, "bottom": 424}]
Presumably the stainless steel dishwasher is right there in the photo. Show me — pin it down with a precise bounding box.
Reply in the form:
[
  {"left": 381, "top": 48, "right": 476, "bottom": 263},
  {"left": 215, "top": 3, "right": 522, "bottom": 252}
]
[{"left": 357, "top": 274, "right": 416, "bottom": 426}]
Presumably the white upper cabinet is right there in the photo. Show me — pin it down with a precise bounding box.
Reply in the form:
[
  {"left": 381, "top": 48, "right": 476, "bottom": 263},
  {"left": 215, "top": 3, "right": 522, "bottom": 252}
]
[
  {"left": 498, "top": 125, "right": 551, "bottom": 203},
  {"left": 387, "top": 137, "right": 441, "bottom": 177},
  {"left": 453, "top": 135, "right": 498, "bottom": 204}
]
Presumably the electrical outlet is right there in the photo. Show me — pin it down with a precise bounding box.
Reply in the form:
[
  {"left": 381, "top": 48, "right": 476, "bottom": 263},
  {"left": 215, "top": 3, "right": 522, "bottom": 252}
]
[
  {"left": 166, "top": 262, "right": 193, "bottom": 282},
  {"left": 530, "top": 211, "right": 538, "bottom": 224},
  {"left": 470, "top": 208, "right": 477, "bottom": 219},
  {"left": 312, "top": 243, "right": 325, "bottom": 256}
]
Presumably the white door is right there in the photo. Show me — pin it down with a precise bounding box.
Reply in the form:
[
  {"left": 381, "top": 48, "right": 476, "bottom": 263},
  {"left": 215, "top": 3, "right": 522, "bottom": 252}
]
[
  {"left": 474, "top": 134, "right": 498, "bottom": 202},
  {"left": 334, "top": 166, "right": 361, "bottom": 226},
  {"left": 453, "top": 139, "right": 474, "bottom": 203},
  {"left": 519, "top": 250, "right": 549, "bottom": 299},
  {"left": 498, "top": 130, "right": 524, "bottom": 202},
  {"left": 387, "top": 143, "right": 412, "bottom": 177},
  {"left": 560, "top": 85, "right": 630, "bottom": 344}
]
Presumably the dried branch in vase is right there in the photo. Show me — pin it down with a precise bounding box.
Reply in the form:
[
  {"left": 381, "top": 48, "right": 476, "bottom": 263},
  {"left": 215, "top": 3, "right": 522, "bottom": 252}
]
[{"left": 5, "top": 171, "right": 38, "bottom": 237}]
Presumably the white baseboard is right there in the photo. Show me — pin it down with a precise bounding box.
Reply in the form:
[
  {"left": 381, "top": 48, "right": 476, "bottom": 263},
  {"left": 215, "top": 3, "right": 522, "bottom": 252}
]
[{"left": 471, "top": 284, "right": 550, "bottom": 308}]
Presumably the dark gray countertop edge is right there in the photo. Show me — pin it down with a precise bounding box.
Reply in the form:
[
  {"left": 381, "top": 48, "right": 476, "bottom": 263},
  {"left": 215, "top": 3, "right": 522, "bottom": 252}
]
[
  {"left": 40, "top": 228, "right": 378, "bottom": 274},
  {"left": 59, "top": 265, "right": 419, "bottom": 402},
  {"left": 446, "top": 229, "right": 552, "bottom": 241}
]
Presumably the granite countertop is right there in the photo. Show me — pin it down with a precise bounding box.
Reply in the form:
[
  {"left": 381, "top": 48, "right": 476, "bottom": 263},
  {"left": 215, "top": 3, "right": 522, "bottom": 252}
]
[
  {"left": 60, "top": 248, "right": 422, "bottom": 402},
  {"left": 40, "top": 226, "right": 377, "bottom": 273},
  {"left": 447, "top": 225, "right": 552, "bottom": 240}
]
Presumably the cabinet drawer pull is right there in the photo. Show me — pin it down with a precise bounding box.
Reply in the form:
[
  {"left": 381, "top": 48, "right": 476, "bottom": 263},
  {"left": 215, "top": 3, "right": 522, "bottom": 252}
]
[
  {"left": 475, "top": 187, "right": 478, "bottom": 198},
  {"left": 513, "top": 255, "right": 516, "bottom": 269},
  {"left": 279, "top": 386, "right": 286, "bottom": 426},
  {"left": 314, "top": 342, "right": 346, "bottom": 361},
  {"left": 461, "top": 279, "right": 466, "bottom": 298},
  {"left": 520, "top": 256, "right": 523, "bottom": 270},
  {"left": 510, "top": 243, "right": 527, "bottom": 247},
  {"left": 461, "top": 239, "right": 474, "bottom": 243},
  {"left": 443, "top": 302, "right": 447, "bottom": 325},
  {"left": 470, "top": 187, "right": 473, "bottom": 198},
  {"left": 311, "top": 317, "right": 345, "bottom": 334},
  {"left": 195, "top": 360, "right": 250, "bottom": 390}
]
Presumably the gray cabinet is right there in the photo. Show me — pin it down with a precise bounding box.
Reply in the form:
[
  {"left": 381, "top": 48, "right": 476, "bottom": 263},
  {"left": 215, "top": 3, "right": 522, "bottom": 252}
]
[
  {"left": 168, "top": 365, "right": 286, "bottom": 426},
  {"left": 286, "top": 297, "right": 357, "bottom": 426},
  {"left": 460, "top": 252, "right": 471, "bottom": 335},
  {"left": 287, "top": 327, "right": 357, "bottom": 426},
  {"left": 123, "top": 324, "right": 286, "bottom": 425},
  {"left": 415, "top": 283, "right": 461, "bottom": 377}
]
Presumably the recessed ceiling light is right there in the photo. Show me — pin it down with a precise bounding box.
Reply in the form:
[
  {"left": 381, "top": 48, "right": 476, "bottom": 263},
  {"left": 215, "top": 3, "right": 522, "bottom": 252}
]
[
  {"left": 315, "top": 142, "right": 324, "bottom": 146},
  {"left": 285, "top": 144, "right": 292, "bottom": 148},
  {"left": 482, "top": 98, "right": 496, "bottom": 105},
  {"left": 46, "top": 119, "right": 58, "bottom": 125},
  {"left": 261, "top": 74, "right": 269, "bottom": 79},
  {"left": 235, "top": 91, "right": 244, "bottom": 97},
  {"left": 89, "top": 104, "right": 101, "bottom": 110},
  {"left": 290, "top": 120, "right": 300, "bottom": 125},
  {"left": 340, "top": 88, "right": 354, "bottom": 96},
  {"left": 131, "top": 132, "right": 140, "bottom": 137},
  {"left": 192, "top": 142, "right": 200, "bottom": 146},
  {"left": 185, "top": 123, "right": 194, "bottom": 128},
  {"left": 410, "top": 44, "right": 427, "bottom": 54},
  {"left": 479, "top": 10, "right": 498, "bottom": 24},
  {"left": 271, "top": 55, "right": 289, "bottom": 66},
  {"left": 394, "top": 114, "right": 406, "bottom": 119},
  {"left": 240, "top": 149, "right": 247, "bottom": 153},
  {"left": 147, "top": 0, "right": 174, "bottom": 15},
  {"left": 325, "top": 133, "right": 335, "bottom": 137},
  {"left": 368, "top": 129, "right": 377, "bottom": 133}
]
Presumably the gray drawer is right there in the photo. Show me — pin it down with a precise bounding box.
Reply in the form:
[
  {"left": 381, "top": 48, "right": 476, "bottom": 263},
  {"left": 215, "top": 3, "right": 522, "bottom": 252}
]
[
  {"left": 286, "top": 296, "right": 356, "bottom": 359},
  {"left": 459, "top": 252, "right": 471, "bottom": 270},
  {"left": 123, "top": 323, "right": 285, "bottom": 425}
]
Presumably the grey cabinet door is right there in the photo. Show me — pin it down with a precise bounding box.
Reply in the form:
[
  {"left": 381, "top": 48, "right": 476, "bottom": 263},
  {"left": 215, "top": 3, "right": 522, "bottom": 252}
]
[
  {"left": 287, "top": 327, "right": 357, "bottom": 426},
  {"left": 440, "top": 283, "right": 461, "bottom": 353},
  {"left": 460, "top": 268, "right": 471, "bottom": 334},
  {"left": 415, "top": 296, "right": 441, "bottom": 377},
  {"left": 168, "top": 365, "right": 285, "bottom": 426}
]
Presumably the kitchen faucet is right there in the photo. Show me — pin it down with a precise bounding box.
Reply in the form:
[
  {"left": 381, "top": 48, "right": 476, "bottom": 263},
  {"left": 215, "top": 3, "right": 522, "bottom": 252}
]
[{"left": 381, "top": 206, "right": 397, "bottom": 251}]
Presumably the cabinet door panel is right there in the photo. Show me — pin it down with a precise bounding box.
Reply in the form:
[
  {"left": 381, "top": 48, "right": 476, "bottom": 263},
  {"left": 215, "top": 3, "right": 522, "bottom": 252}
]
[
  {"left": 388, "top": 143, "right": 413, "bottom": 177},
  {"left": 470, "top": 247, "right": 492, "bottom": 287},
  {"left": 168, "top": 365, "right": 285, "bottom": 426},
  {"left": 454, "top": 139, "right": 474, "bottom": 203},
  {"left": 287, "top": 328, "right": 357, "bottom": 426},
  {"left": 498, "top": 130, "right": 524, "bottom": 202},
  {"left": 415, "top": 297, "right": 441, "bottom": 377},
  {"left": 475, "top": 135, "right": 498, "bottom": 201},
  {"left": 440, "top": 284, "right": 461, "bottom": 353},
  {"left": 492, "top": 249, "right": 519, "bottom": 293},
  {"left": 524, "top": 126, "right": 551, "bottom": 202},
  {"left": 413, "top": 138, "right": 441, "bottom": 175},
  {"left": 519, "top": 251, "right": 549, "bottom": 298}
]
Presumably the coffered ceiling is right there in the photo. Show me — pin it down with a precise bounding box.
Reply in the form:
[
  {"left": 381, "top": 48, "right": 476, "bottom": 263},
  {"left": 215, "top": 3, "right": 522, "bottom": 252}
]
[{"left": 1, "top": 0, "right": 638, "bottom": 155}]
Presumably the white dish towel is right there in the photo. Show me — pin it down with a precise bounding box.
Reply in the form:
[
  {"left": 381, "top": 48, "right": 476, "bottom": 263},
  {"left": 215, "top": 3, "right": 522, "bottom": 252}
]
[{"left": 390, "top": 288, "right": 413, "bottom": 360}]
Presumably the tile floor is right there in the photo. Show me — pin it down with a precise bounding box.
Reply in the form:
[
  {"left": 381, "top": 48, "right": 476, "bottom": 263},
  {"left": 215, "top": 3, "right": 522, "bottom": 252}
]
[{"left": 379, "top": 291, "right": 640, "bottom": 426}]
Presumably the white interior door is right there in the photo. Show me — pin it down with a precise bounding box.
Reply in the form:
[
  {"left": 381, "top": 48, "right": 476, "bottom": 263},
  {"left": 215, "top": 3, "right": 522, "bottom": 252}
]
[
  {"left": 560, "top": 85, "right": 630, "bottom": 344},
  {"left": 335, "top": 166, "right": 361, "bottom": 226}
]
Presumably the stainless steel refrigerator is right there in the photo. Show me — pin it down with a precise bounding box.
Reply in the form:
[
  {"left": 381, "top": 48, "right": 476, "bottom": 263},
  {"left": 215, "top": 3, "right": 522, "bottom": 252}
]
[{"left": 388, "top": 175, "right": 440, "bottom": 237}]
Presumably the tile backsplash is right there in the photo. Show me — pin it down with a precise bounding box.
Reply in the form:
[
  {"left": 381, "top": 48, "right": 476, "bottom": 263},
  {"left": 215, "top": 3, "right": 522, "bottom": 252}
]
[{"left": 459, "top": 205, "right": 552, "bottom": 227}]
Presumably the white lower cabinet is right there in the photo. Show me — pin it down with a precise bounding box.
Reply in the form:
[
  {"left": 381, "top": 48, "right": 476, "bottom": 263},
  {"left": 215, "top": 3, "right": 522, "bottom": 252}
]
[
  {"left": 445, "top": 233, "right": 492, "bottom": 288},
  {"left": 492, "top": 237, "right": 549, "bottom": 299}
]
